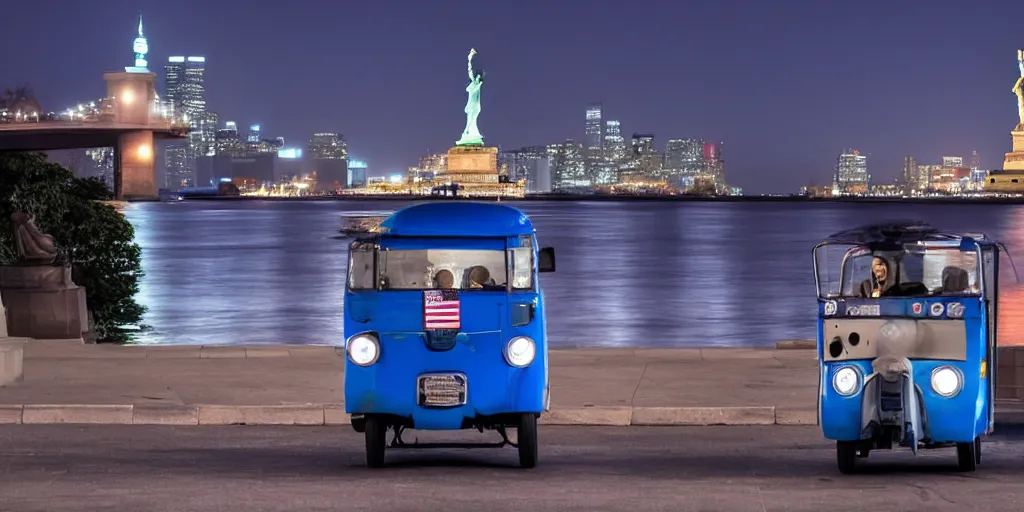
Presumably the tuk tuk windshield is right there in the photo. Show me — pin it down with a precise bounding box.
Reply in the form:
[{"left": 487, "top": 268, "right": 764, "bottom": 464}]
[
  {"left": 815, "top": 243, "right": 981, "bottom": 299},
  {"left": 376, "top": 249, "right": 508, "bottom": 290}
]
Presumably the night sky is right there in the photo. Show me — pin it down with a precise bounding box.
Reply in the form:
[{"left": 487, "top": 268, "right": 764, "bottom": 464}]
[{"left": 4, "top": 0, "right": 1024, "bottom": 194}]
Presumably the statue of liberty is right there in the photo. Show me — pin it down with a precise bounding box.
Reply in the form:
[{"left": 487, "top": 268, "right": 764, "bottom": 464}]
[{"left": 456, "top": 48, "right": 485, "bottom": 146}]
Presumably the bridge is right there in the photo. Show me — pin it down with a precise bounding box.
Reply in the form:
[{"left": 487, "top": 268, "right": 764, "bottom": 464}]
[{"left": 0, "top": 71, "right": 189, "bottom": 201}]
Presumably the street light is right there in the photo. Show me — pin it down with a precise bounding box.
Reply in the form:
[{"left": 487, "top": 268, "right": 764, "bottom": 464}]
[
  {"left": 136, "top": 143, "right": 152, "bottom": 160},
  {"left": 122, "top": 89, "right": 134, "bottom": 105}
]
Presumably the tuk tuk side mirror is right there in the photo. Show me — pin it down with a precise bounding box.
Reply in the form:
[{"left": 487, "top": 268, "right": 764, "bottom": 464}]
[{"left": 538, "top": 247, "right": 556, "bottom": 273}]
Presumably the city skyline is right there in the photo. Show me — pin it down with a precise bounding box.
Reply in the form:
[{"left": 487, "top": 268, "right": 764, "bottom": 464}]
[{"left": 3, "top": 0, "right": 1023, "bottom": 194}]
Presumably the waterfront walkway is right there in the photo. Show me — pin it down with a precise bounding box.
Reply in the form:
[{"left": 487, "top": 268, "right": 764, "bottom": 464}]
[{"left": 1, "top": 340, "right": 1022, "bottom": 426}]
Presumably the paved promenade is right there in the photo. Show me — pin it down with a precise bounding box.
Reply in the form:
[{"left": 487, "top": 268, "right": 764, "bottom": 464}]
[{"left": 0, "top": 340, "right": 1022, "bottom": 426}]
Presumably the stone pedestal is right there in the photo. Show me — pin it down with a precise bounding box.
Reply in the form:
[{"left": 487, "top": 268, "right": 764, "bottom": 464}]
[
  {"left": 439, "top": 146, "right": 503, "bottom": 195},
  {"left": 1003, "top": 130, "right": 1024, "bottom": 171},
  {"left": 0, "top": 289, "right": 7, "bottom": 338},
  {"left": 0, "top": 265, "right": 88, "bottom": 340},
  {"left": 0, "top": 338, "right": 26, "bottom": 387}
]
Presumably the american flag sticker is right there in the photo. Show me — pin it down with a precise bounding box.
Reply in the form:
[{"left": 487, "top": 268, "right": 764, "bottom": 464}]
[{"left": 424, "top": 289, "right": 461, "bottom": 330}]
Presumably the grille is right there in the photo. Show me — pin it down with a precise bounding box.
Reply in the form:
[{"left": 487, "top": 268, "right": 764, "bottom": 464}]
[{"left": 417, "top": 373, "right": 468, "bottom": 407}]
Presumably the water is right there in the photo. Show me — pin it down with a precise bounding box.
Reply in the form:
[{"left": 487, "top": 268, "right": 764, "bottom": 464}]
[{"left": 122, "top": 200, "right": 1024, "bottom": 347}]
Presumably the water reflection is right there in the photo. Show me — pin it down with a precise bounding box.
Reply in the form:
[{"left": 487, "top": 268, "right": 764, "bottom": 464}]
[{"left": 122, "top": 200, "right": 1024, "bottom": 347}]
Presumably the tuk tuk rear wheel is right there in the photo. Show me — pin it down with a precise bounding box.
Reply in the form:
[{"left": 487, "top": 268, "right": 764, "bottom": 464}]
[
  {"left": 957, "top": 438, "right": 978, "bottom": 472},
  {"left": 836, "top": 441, "right": 857, "bottom": 474},
  {"left": 517, "top": 413, "right": 538, "bottom": 469},
  {"left": 975, "top": 436, "right": 982, "bottom": 465},
  {"left": 364, "top": 415, "right": 387, "bottom": 469}
]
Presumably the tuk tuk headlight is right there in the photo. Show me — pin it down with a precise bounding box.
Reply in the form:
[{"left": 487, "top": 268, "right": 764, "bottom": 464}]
[
  {"left": 346, "top": 333, "right": 380, "bottom": 366},
  {"left": 832, "top": 366, "right": 860, "bottom": 397},
  {"left": 931, "top": 366, "right": 963, "bottom": 397},
  {"left": 504, "top": 336, "right": 536, "bottom": 368},
  {"left": 823, "top": 300, "right": 838, "bottom": 316},
  {"left": 946, "top": 302, "right": 965, "bottom": 319}
]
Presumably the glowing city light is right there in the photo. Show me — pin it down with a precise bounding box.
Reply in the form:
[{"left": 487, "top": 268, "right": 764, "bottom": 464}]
[
  {"left": 121, "top": 89, "right": 134, "bottom": 105},
  {"left": 350, "top": 160, "right": 368, "bottom": 168},
  {"left": 136, "top": 144, "right": 152, "bottom": 160},
  {"left": 278, "top": 148, "right": 302, "bottom": 159},
  {"left": 388, "top": 174, "right": 403, "bottom": 184}
]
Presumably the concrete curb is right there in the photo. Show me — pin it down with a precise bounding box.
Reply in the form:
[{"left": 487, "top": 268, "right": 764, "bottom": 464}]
[{"left": 1, "top": 404, "right": 1020, "bottom": 427}]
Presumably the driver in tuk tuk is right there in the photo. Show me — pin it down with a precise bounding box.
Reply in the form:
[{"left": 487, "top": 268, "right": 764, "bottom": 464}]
[
  {"left": 859, "top": 256, "right": 893, "bottom": 298},
  {"left": 433, "top": 269, "right": 455, "bottom": 289}
]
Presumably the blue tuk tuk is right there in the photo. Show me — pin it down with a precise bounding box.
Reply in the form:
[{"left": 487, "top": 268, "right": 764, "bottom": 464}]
[
  {"left": 343, "top": 202, "right": 556, "bottom": 468},
  {"left": 813, "top": 222, "right": 1007, "bottom": 473}
]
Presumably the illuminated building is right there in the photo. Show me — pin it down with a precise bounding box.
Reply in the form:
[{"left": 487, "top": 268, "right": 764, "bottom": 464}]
[
  {"left": 547, "top": 140, "right": 586, "bottom": 189},
  {"left": 585, "top": 102, "right": 603, "bottom": 149},
  {"left": 833, "top": 149, "right": 869, "bottom": 195},
  {"left": 622, "top": 133, "right": 662, "bottom": 183},
  {"left": 348, "top": 160, "right": 368, "bottom": 188},
  {"left": 917, "top": 163, "right": 939, "bottom": 191},
  {"left": 901, "top": 156, "right": 918, "bottom": 192},
  {"left": 86, "top": 148, "right": 115, "bottom": 190},
  {"left": 664, "top": 138, "right": 704, "bottom": 188},
  {"left": 601, "top": 120, "right": 627, "bottom": 183},
  {"left": 164, "top": 55, "right": 210, "bottom": 187},
  {"left": 942, "top": 156, "right": 963, "bottom": 169},
  {"left": 970, "top": 150, "right": 980, "bottom": 170},
  {"left": 500, "top": 146, "right": 539, "bottom": 182},
  {"left": 584, "top": 103, "right": 605, "bottom": 184},
  {"left": 308, "top": 133, "right": 348, "bottom": 191},
  {"left": 702, "top": 142, "right": 728, "bottom": 193}
]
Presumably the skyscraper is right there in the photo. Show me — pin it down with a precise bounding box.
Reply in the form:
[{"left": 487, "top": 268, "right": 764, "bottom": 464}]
[
  {"left": 585, "top": 103, "right": 603, "bottom": 149},
  {"left": 547, "top": 140, "right": 586, "bottom": 190},
  {"left": 164, "top": 56, "right": 210, "bottom": 188},
  {"left": 664, "top": 138, "right": 704, "bottom": 188},
  {"left": 833, "top": 149, "right": 870, "bottom": 194},
  {"left": 970, "top": 150, "right": 980, "bottom": 170},
  {"left": 308, "top": 133, "right": 348, "bottom": 191},
  {"left": 902, "top": 156, "right": 918, "bottom": 191}
]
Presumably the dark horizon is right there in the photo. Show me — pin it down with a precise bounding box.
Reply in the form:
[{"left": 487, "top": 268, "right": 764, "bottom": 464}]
[{"left": 3, "top": 0, "right": 1024, "bottom": 194}]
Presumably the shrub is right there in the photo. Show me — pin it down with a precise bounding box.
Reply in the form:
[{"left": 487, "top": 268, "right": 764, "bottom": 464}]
[{"left": 0, "top": 152, "right": 146, "bottom": 342}]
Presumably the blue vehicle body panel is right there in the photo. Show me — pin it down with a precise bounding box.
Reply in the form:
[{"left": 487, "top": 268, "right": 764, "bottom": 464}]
[
  {"left": 819, "top": 298, "right": 988, "bottom": 443},
  {"left": 814, "top": 222, "right": 1001, "bottom": 451},
  {"left": 343, "top": 202, "right": 550, "bottom": 430}
]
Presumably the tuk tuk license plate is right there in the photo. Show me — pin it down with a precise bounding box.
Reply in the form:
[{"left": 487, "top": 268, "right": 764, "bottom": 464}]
[{"left": 417, "top": 373, "right": 468, "bottom": 407}]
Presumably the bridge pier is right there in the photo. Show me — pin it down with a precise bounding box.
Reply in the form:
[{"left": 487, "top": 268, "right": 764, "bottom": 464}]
[
  {"left": 104, "top": 71, "right": 159, "bottom": 201},
  {"left": 113, "top": 130, "right": 156, "bottom": 201}
]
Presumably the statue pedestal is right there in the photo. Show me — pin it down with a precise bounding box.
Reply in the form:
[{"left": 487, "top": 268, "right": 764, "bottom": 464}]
[
  {"left": 1003, "top": 129, "right": 1024, "bottom": 171},
  {"left": 0, "top": 265, "right": 88, "bottom": 340},
  {"left": 439, "top": 146, "right": 504, "bottom": 195}
]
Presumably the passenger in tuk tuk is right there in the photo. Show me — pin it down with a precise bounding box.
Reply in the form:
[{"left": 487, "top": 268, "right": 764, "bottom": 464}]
[
  {"left": 813, "top": 222, "right": 1009, "bottom": 474},
  {"left": 343, "top": 202, "right": 556, "bottom": 469},
  {"left": 433, "top": 269, "right": 455, "bottom": 289}
]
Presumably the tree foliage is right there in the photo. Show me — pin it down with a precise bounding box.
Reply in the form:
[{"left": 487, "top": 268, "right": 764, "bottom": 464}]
[
  {"left": 0, "top": 152, "right": 146, "bottom": 343},
  {"left": 0, "top": 85, "right": 42, "bottom": 115}
]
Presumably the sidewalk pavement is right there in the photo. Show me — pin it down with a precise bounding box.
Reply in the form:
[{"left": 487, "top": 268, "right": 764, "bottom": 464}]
[{"left": 0, "top": 340, "right": 1021, "bottom": 427}]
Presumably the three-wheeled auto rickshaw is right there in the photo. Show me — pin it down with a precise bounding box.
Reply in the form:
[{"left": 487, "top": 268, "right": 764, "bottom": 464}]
[
  {"left": 343, "top": 202, "right": 556, "bottom": 468},
  {"left": 813, "top": 222, "right": 1006, "bottom": 473}
]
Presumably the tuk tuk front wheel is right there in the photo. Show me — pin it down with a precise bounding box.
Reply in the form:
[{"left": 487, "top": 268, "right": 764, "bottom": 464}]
[
  {"left": 956, "top": 438, "right": 978, "bottom": 472},
  {"left": 517, "top": 413, "right": 538, "bottom": 469},
  {"left": 836, "top": 441, "right": 857, "bottom": 474},
  {"left": 364, "top": 415, "right": 387, "bottom": 469}
]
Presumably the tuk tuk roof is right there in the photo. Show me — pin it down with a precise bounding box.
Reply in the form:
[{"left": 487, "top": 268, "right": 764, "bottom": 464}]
[
  {"left": 821, "top": 221, "right": 993, "bottom": 247},
  {"left": 378, "top": 201, "right": 536, "bottom": 237}
]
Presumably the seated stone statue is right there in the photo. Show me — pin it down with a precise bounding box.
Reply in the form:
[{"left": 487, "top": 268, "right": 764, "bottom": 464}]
[{"left": 11, "top": 212, "right": 57, "bottom": 264}]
